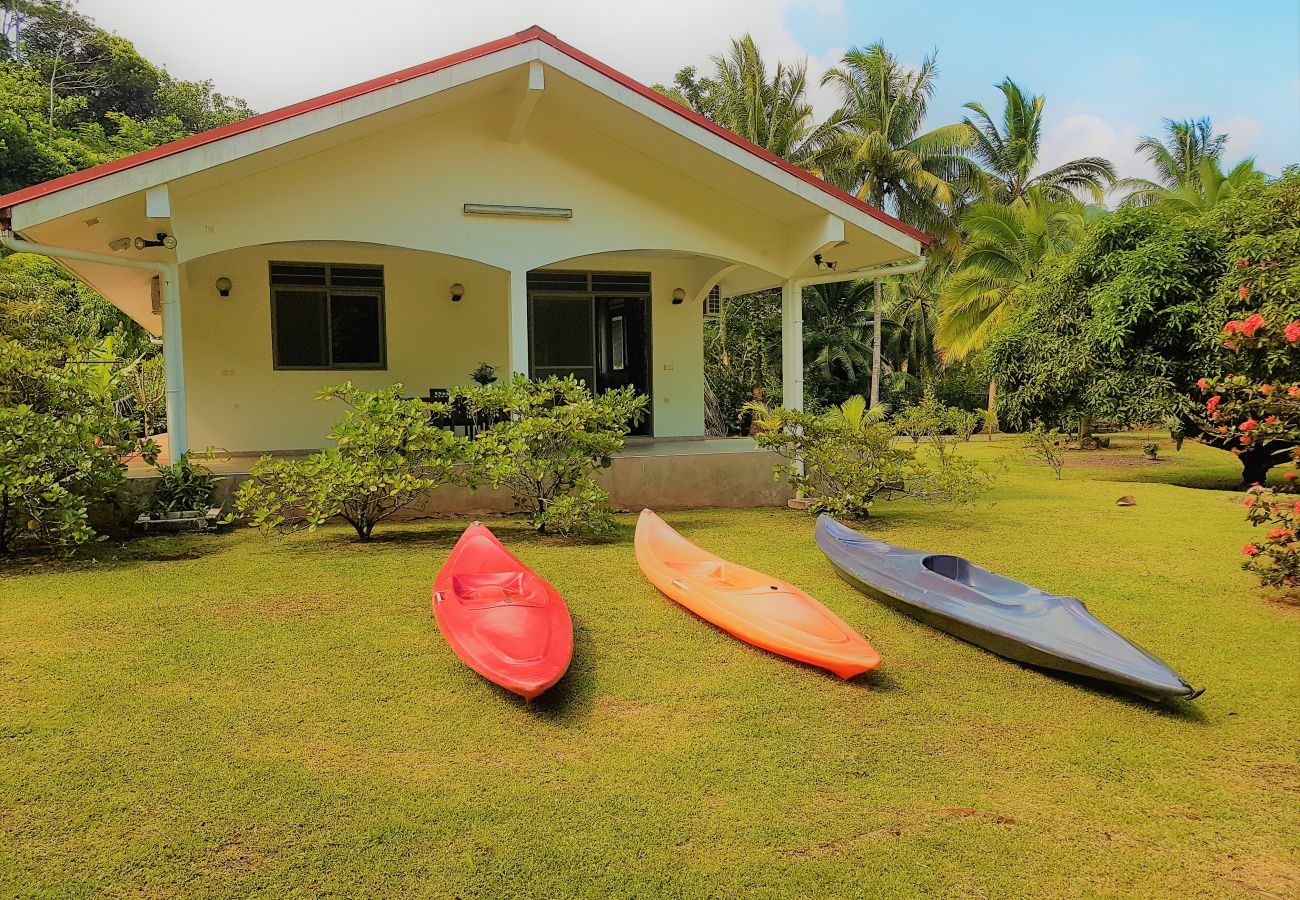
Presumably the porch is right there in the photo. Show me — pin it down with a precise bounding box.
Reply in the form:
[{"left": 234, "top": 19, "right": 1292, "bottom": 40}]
[{"left": 125, "top": 437, "right": 793, "bottom": 514}]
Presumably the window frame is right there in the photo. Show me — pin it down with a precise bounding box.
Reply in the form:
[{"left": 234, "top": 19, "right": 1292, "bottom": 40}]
[{"left": 269, "top": 261, "right": 387, "bottom": 371}]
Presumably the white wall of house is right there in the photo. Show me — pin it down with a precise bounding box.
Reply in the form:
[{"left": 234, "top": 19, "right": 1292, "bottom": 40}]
[{"left": 181, "top": 243, "right": 707, "bottom": 452}]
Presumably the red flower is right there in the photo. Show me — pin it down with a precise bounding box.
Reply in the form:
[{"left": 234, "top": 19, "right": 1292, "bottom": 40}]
[
  {"left": 1240, "top": 418, "right": 1258, "bottom": 431},
  {"left": 1224, "top": 320, "right": 1243, "bottom": 333},
  {"left": 1206, "top": 395, "right": 1221, "bottom": 415},
  {"left": 1240, "top": 287, "right": 1251, "bottom": 300},
  {"left": 1261, "top": 384, "right": 1274, "bottom": 396},
  {"left": 1286, "top": 471, "right": 1296, "bottom": 481},
  {"left": 1241, "top": 435, "right": 1252, "bottom": 445},
  {"left": 1197, "top": 377, "right": 1210, "bottom": 390},
  {"left": 1245, "top": 497, "right": 1255, "bottom": 507},
  {"left": 1266, "top": 416, "right": 1279, "bottom": 424},
  {"left": 1267, "top": 527, "right": 1294, "bottom": 541},
  {"left": 1242, "top": 544, "right": 1260, "bottom": 556},
  {"left": 1224, "top": 339, "right": 1236, "bottom": 349},
  {"left": 1290, "top": 385, "right": 1300, "bottom": 399},
  {"left": 1238, "top": 257, "right": 1249, "bottom": 269},
  {"left": 1219, "top": 426, "right": 1230, "bottom": 434},
  {"left": 1287, "top": 321, "right": 1300, "bottom": 343},
  {"left": 1241, "top": 313, "right": 1266, "bottom": 335}
]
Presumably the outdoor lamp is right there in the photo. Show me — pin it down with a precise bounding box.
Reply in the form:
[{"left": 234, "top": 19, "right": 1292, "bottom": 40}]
[
  {"left": 450, "top": 282, "right": 465, "bottom": 302},
  {"left": 672, "top": 287, "right": 686, "bottom": 305},
  {"left": 215, "top": 276, "right": 232, "bottom": 298}
]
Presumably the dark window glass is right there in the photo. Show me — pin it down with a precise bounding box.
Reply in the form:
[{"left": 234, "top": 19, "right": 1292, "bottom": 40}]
[
  {"left": 330, "top": 294, "right": 382, "bottom": 366},
  {"left": 272, "top": 290, "right": 328, "bottom": 366},
  {"left": 528, "top": 271, "right": 589, "bottom": 292},
  {"left": 591, "top": 272, "right": 650, "bottom": 293},
  {"left": 271, "top": 262, "right": 385, "bottom": 369}
]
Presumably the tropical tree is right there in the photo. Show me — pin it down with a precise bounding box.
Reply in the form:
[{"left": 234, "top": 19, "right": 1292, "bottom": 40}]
[
  {"left": 962, "top": 78, "right": 1115, "bottom": 203},
  {"left": 653, "top": 35, "right": 815, "bottom": 162},
  {"left": 802, "top": 280, "right": 875, "bottom": 382},
  {"left": 1119, "top": 116, "right": 1230, "bottom": 206},
  {"left": 812, "top": 43, "right": 976, "bottom": 238},
  {"left": 880, "top": 264, "right": 942, "bottom": 380},
  {"left": 939, "top": 189, "right": 1085, "bottom": 361},
  {"left": 1150, "top": 157, "right": 1267, "bottom": 214}
]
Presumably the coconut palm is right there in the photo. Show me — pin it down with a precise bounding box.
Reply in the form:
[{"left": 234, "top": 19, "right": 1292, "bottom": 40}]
[
  {"left": 1151, "top": 157, "right": 1266, "bottom": 214},
  {"left": 962, "top": 78, "right": 1115, "bottom": 203},
  {"left": 802, "top": 280, "right": 875, "bottom": 381},
  {"left": 811, "top": 43, "right": 977, "bottom": 239},
  {"left": 938, "top": 189, "right": 1085, "bottom": 361},
  {"left": 709, "top": 35, "right": 816, "bottom": 161},
  {"left": 1119, "top": 117, "right": 1230, "bottom": 206},
  {"left": 880, "top": 265, "right": 941, "bottom": 379}
]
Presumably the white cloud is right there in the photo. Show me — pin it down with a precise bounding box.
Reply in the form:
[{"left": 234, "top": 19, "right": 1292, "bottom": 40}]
[
  {"left": 1223, "top": 114, "right": 1266, "bottom": 161},
  {"left": 74, "top": 0, "right": 837, "bottom": 113}
]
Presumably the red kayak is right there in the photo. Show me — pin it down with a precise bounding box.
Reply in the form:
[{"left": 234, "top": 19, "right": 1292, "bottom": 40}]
[{"left": 432, "top": 523, "right": 573, "bottom": 700}]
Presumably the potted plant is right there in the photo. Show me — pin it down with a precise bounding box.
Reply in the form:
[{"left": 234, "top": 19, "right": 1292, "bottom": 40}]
[
  {"left": 470, "top": 362, "right": 498, "bottom": 386},
  {"left": 136, "top": 452, "right": 224, "bottom": 532}
]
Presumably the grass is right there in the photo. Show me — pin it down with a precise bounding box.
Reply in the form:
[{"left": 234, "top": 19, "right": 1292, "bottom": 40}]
[{"left": 1, "top": 434, "right": 1297, "bottom": 898}]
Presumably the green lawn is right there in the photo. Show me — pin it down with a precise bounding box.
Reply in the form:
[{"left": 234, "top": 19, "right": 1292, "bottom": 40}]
[{"left": 2, "top": 435, "right": 1297, "bottom": 898}]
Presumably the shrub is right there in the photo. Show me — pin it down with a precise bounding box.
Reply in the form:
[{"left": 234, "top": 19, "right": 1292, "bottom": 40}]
[
  {"left": 949, "top": 408, "right": 983, "bottom": 443},
  {"left": 0, "top": 341, "right": 139, "bottom": 554},
  {"left": 1021, "top": 425, "right": 1066, "bottom": 479},
  {"left": 1142, "top": 442, "right": 1160, "bottom": 460},
  {"left": 893, "top": 388, "right": 947, "bottom": 444},
  {"left": 750, "top": 394, "right": 995, "bottom": 520},
  {"left": 453, "top": 375, "right": 647, "bottom": 536},
  {"left": 233, "top": 384, "right": 469, "bottom": 541},
  {"left": 150, "top": 452, "right": 218, "bottom": 515},
  {"left": 1241, "top": 490, "right": 1300, "bottom": 588}
]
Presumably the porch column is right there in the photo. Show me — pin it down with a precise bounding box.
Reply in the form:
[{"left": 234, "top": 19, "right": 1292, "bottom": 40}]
[
  {"left": 781, "top": 279, "right": 803, "bottom": 411},
  {"left": 508, "top": 268, "right": 529, "bottom": 378},
  {"left": 159, "top": 265, "right": 189, "bottom": 459}
]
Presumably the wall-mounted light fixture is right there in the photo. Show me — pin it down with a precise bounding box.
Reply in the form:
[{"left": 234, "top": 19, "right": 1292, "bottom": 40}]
[
  {"left": 463, "top": 203, "right": 573, "bottom": 220},
  {"left": 450, "top": 282, "right": 465, "bottom": 302},
  {"left": 134, "top": 232, "right": 177, "bottom": 250},
  {"left": 671, "top": 287, "right": 686, "bottom": 305},
  {"left": 108, "top": 236, "right": 132, "bottom": 252},
  {"left": 215, "top": 276, "right": 232, "bottom": 298}
]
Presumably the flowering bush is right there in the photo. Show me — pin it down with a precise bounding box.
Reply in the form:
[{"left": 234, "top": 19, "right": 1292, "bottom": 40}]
[{"left": 1199, "top": 311, "right": 1300, "bottom": 588}]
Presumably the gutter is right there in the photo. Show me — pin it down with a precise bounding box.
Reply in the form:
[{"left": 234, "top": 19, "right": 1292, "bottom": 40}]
[
  {"left": 1, "top": 228, "right": 189, "bottom": 458},
  {"left": 794, "top": 255, "right": 928, "bottom": 289}
]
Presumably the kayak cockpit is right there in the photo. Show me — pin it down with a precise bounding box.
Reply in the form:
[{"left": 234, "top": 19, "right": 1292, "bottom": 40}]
[{"left": 921, "top": 554, "right": 1036, "bottom": 597}]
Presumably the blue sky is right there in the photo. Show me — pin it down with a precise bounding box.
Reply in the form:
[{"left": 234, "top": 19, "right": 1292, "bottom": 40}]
[
  {"left": 81, "top": 0, "right": 1300, "bottom": 182},
  {"left": 788, "top": 0, "right": 1300, "bottom": 177}
]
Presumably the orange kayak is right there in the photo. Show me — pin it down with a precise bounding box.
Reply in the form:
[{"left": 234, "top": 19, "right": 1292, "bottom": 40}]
[{"left": 634, "top": 509, "right": 880, "bottom": 678}]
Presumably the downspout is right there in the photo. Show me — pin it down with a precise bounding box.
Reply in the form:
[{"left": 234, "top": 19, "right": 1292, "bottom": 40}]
[{"left": 0, "top": 228, "right": 188, "bottom": 458}]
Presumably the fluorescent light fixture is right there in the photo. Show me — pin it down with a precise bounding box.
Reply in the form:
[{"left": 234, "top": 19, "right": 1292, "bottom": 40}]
[{"left": 463, "top": 203, "right": 572, "bottom": 219}]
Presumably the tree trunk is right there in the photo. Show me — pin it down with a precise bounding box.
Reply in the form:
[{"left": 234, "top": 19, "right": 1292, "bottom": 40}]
[
  {"left": 1239, "top": 451, "right": 1284, "bottom": 487},
  {"left": 1078, "top": 415, "right": 1093, "bottom": 445},
  {"left": 986, "top": 379, "right": 997, "bottom": 439},
  {"left": 870, "top": 279, "right": 883, "bottom": 408}
]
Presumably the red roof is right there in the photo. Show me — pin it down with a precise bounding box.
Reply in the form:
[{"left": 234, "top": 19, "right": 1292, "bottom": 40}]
[{"left": 0, "top": 26, "right": 931, "bottom": 247}]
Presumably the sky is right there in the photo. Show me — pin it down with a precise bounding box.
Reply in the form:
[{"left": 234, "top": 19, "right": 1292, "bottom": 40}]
[{"left": 76, "top": 0, "right": 1300, "bottom": 184}]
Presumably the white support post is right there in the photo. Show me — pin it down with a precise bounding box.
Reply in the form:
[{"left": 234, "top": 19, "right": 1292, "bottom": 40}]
[
  {"left": 508, "top": 268, "right": 530, "bottom": 378},
  {"left": 781, "top": 279, "right": 803, "bottom": 411},
  {"left": 159, "top": 266, "right": 188, "bottom": 459}
]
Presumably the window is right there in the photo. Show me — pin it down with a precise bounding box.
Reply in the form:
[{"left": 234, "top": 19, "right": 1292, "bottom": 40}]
[
  {"left": 270, "top": 262, "right": 385, "bottom": 369},
  {"left": 704, "top": 284, "right": 722, "bottom": 317}
]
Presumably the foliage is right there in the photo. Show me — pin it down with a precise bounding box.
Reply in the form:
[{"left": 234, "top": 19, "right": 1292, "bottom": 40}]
[
  {"left": 469, "top": 361, "right": 498, "bottom": 385},
  {"left": 810, "top": 43, "right": 979, "bottom": 247},
  {"left": 893, "top": 388, "right": 948, "bottom": 443},
  {"left": 1149, "top": 157, "right": 1267, "bottom": 215},
  {"left": 704, "top": 290, "right": 781, "bottom": 434},
  {"left": 1119, "top": 116, "right": 1230, "bottom": 207},
  {"left": 0, "top": 251, "right": 147, "bottom": 353},
  {"left": 1021, "top": 424, "right": 1066, "bottom": 478},
  {"left": 149, "top": 452, "right": 217, "bottom": 515},
  {"left": 749, "top": 394, "right": 993, "bottom": 519},
  {"left": 0, "top": 339, "right": 138, "bottom": 553},
  {"left": 938, "top": 189, "right": 1085, "bottom": 360},
  {"left": 1141, "top": 441, "right": 1160, "bottom": 460},
  {"left": 961, "top": 78, "right": 1114, "bottom": 204},
  {"left": 233, "top": 384, "right": 468, "bottom": 541},
  {"left": 0, "top": 0, "right": 253, "bottom": 193},
  {"left": 950, "top": 407, "right": 983, "bottom": 442},
  {"left": 452, "top": 375, "right": 647, "bottom": 536}
]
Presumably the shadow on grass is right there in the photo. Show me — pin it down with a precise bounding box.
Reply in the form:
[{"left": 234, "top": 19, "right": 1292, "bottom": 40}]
[
  {"left": 1, "top": 531, "right": 236, "bottom": 576},
  {"left": 464, "top": 617, "right": 599, "bottom": 725},
  {"left": 311, "top": 516, "right": 640, "bottom": 550}
]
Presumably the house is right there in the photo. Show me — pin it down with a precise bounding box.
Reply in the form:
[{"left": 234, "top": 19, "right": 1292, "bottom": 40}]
[{"left": 0, "top": 26, "right": 927, "bottom": 505}]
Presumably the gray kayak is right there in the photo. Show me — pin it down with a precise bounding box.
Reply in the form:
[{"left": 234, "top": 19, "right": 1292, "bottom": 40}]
[{"left": 815, "top": 515, "right": 1202, "bottom": 702}]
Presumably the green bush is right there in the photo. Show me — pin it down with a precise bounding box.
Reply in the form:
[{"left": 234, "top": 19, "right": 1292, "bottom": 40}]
[
  {"left": 750, "top": 395, "right": 995, "bottom": 520},
  {"left": 893, "top": 388, "right": 948, "bottom": 443},
  {"left": 233, "top": 384, "right": 469, "bottom": 541},
  {"left": 454, "top": 375, "right": 647, "bottom": 536},
  {"left": 150, "top": 452, "right": 218, "bottom": 515},
  {"left": 0, "top": 341, "right": 139, "bottom": 554}
]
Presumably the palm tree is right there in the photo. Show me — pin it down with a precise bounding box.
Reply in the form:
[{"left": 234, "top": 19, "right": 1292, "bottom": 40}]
[
  {"left": 810, "top": 43, "right": 978, "bottom": 406},
  {"left": 938, "top": 189, "right": 1085, "bottom": 360},
  {"left": 880, "top": 264, "right": 941, "bottom": 380},
  {"left": 1119, "top": 117, "right": 1229, "bottom": 206},
  {"left": 962, "top": 78, "right": 1115, "bottom": 203},
  {"left": 802, "top": 280, "right": 875, "bottom": 381},
  {"left": 710, "top": 35, "right": 816, "bottom": 161},
  {"left": 812, "top": 44, "right": 976, "bottom": 238},
  {"left": 655, "top": 35, "right": 815, "bottom": 162},
  {"left": 1151, "top": 157, "right": 1266, "bottom": 214}
]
